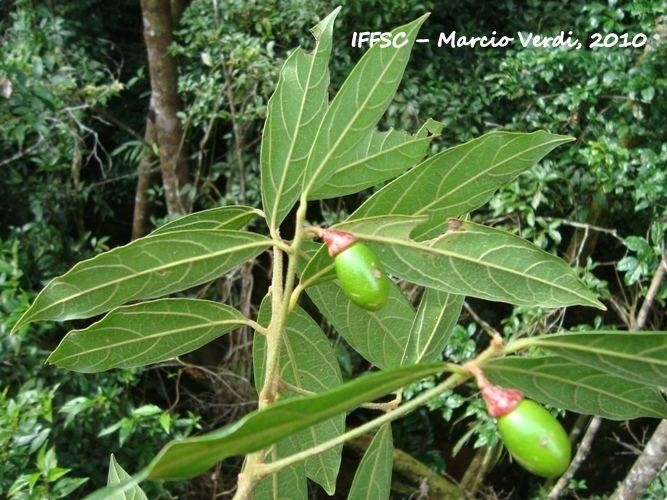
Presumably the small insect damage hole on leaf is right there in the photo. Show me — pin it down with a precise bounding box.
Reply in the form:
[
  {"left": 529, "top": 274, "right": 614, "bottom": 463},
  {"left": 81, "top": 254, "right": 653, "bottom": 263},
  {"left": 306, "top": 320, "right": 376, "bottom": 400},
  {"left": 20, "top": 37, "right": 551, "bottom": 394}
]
[{"left": 447, "top": 218, "right": 463, "bottom": 232}]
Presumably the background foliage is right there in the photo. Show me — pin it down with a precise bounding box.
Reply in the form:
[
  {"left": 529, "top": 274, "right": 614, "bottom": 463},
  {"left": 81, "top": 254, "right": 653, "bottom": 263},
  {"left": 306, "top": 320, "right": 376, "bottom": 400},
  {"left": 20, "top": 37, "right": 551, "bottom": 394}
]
[{"left": 1, "top": 0, "right": 665, "bottom": 497}]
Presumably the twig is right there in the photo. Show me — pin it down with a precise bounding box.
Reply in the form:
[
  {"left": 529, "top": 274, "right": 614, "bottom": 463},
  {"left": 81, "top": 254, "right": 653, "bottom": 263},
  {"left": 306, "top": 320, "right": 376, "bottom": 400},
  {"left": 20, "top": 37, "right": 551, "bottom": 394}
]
[
  {"left": 544, "top": 218, "right": 623, "bottom": 243},
  {"left": 547, "top": 416, "right": 602, "bottom": 499},
  {"left": 632, "top": 251, "right": 667, "bottom": 329},
  {"left": 463, "top": 302, "right": 503, "bottom": 343}
]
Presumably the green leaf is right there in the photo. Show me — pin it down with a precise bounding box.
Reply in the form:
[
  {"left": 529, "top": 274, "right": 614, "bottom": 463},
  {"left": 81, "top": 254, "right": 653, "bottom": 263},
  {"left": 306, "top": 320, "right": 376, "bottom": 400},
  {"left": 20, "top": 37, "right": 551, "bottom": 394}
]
[
  {"left": 485, "top": 356, "right": 667, "bottom": 420},
  {"left": 146, "top": 362, "right": 450, "bottom": 480},
  {"left": 335, "top": 216, "right": 604, "bottom": 309},
  {"left": 310, "top": 120, "right": 439, "bottom": 200},
  {"left": 401, "top": 289, "right": 464, "bottom": 366},
  {"left": 303, "top": 14, "right": 429, "bottom": 194},
  {"left": 350, "top": 131, "right": 574, "bottom": 239},
  {"left": 261, "top": 8, "right": 339, "bottom": 229},
  {"left": 307, "top": 279, "right": 415, "bottom": 370},
  {"left": 14, "top": 230, "right": 271, "bottom": 329},
  {"left": 48, "top": 299, "right": 247, "bottom": 372},
  {"left": 106, "top": 454, "right": 148, "bottom": 500},
  {"left": 347, "top": 424, "right": 393, "bottom": 500},
  {"left": 151, "top": 205, "right": 260, "bottom": 235},
  {"left": 526, "top": 331, "right": 667, "bottom": 387},
  {"left": 254, "top": 443, "right": 308, "bottom": 500},
  {"left": 254, "top": 301, "right": 344, "bottom": 494},
  {"left": 299, "top": 241, "right": 336, "bottom": 286}
]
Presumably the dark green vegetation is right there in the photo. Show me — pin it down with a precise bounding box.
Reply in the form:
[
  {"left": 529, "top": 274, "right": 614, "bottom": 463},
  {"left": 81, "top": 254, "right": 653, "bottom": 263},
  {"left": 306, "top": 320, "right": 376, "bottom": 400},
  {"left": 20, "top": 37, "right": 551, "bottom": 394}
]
[{"left": 1, "top": 0, "right": 666, "bottom": 498}]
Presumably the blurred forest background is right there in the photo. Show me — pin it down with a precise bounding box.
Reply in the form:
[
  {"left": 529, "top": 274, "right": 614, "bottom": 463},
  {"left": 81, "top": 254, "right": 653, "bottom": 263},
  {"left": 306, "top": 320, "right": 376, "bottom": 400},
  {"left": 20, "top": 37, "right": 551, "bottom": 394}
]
[{"left": 1, "top": 0, "right": 666, "bottom": 498}]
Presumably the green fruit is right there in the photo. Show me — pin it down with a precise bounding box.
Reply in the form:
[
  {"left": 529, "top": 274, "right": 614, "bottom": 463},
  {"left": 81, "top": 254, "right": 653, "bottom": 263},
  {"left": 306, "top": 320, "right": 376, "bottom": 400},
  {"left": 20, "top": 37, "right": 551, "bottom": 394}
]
[
  {"left": 498, "top": 399, "right": 571, "bottom": 478},
  {"left": 334, "top": 242, "right": 389, "bottom": 311}
]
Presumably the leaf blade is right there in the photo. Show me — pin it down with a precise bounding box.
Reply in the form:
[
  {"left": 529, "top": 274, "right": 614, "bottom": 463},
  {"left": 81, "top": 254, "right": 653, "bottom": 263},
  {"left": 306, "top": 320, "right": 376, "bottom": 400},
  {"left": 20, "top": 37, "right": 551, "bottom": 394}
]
[
  {"left": 261, "top": 8, "right": 339, "bottom": 229},
  {"left": 307, "top": 279, "right": 415, "bottom": 370},
  {"left": 146, "top": 362, "right": 450, "bottom": 481},
  {"left": 335, "top": 216, "right": 604, "bottom": 309},
  {"left": 351, "top": 131, "right": 573, "bottom": 239},
  {"left": 527, "top": 331, "right": 667, "bottom": 387},
  {"left": 150, "top": 206, "right": 259, "bottom": 235},
  {"left": 310, "top": 123, "right": 438, "bottom": 200},
  {"left": 254, "top": 301, "right": 344, "bottom": 494},
  {"left": 48, "top": 299, "right": 247, "bottom": 372},
  {"left": 14, "top": 230, "right": 271, "bottom": 329},
  {"left": 347, "top": 424, "right": 393, "bottom": 500},
  {"left": 401, "top": 289, "right": 464, "bottom": 366},
  {"left": 106, "top": 454, "right": 148, "bottom": 500},
  {"left": 485, "top": 356, "right": 667, "bottom": 420},
  {"left": 254, "top": 443, "right": 308, "bottom": 500},
  {"left": 303, "top": 14, "right": 429, "bottom": 193}
]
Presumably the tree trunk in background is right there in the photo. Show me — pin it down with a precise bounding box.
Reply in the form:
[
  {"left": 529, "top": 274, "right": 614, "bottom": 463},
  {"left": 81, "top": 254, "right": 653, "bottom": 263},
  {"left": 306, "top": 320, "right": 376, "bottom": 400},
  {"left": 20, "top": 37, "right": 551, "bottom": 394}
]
[
  {"left": 170, "top": 0, "right": 188, "bottom": 28},
  {"left": 140, "top": 0, "right": 190, "bottom": 215},
  {"left": 131, "top": 101, "right": 158, "bottom": 239}
]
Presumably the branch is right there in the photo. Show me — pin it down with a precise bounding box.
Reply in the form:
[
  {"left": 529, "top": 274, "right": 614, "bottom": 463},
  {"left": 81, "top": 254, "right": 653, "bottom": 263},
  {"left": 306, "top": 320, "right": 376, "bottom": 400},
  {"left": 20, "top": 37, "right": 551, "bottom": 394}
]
[
  {"left": 255, "top": 372, "right": 468, "bottom": 478},
  {"left": 254, "top": 340, "right": 505, "bottom": 480},
  {"left": 632, "top": 251, "right": 667, "bottom": 330},
  {"left": 547, "top": 416, "right": 602, "bottom": 499}
]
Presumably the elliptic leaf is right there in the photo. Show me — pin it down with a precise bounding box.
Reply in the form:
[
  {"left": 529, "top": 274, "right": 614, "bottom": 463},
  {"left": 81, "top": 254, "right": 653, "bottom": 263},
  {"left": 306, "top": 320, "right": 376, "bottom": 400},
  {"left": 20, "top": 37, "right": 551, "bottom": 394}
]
[
  {"left": 310, "top": 119, "right": 440, "bottom": 200},
  {"left": 261, "top": 8, "right": 340, "bottom": 229},
  {"left": 13, "top": 229, "right": 271, "bottom": 329},
  {"left": 486, "top": 356, "right": 667, "bottom": 420},
  {"left": 334, "top": 216, "right": 604, "bottom": 309},
  {"left": 307, "top": 279, "right": 415, "bottom": 370},
  {"left": 351, "top": 131, "right": 573, "bottom": 240},
  {"left": 254, "top": 301, "right": 344, "bottom": 494},
  {"left": 526, "top": 331, "right": 667, "bottom": 387},
  {"left": 151, "top": 205, "right": 259, "bottom": 235},
  {"left": 401, "top": 289, "right": 464, "bottom": 366},
  {"left": 48, "top": 299, "right": 247, "bottom": 372},
  {"left": 303, "top": 14, "right": 429, "bottom": 194},
  {"left": 106, "top": 454, "right": 148, "bottom": 500},
  {"left": 146, "top": 362, "right": 450, "bottom": 480}
]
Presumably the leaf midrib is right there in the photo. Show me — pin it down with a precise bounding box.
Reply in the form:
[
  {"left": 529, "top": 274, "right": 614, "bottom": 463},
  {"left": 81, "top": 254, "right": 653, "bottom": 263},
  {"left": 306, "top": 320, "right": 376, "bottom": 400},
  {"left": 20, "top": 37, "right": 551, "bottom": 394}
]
[
  {"left": 33, "top": 236, "right": 270, "bottom": 318},
  {"left": 269, "top": 42, "right": 325, "bottom": 229},
  {"left": 489, "top": 362, "right": 665, "bottom": 415},
  {"left": 304, "top": 21, "right": 421, "bottom": 194},
  {"left": 358, "top": 232, "right": 598, "bottom": 307},
  {"left": 535, "top": 338, "right": 667, "bottom": 368},
  {"left": 52, "top": 318, "right": 245, "bottom": 364}
]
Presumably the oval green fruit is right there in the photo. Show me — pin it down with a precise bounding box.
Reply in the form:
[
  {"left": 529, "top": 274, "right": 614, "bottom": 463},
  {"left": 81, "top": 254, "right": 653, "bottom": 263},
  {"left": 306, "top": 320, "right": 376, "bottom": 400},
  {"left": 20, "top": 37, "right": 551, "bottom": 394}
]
[
  {"left": 334, "top": 242, "right": 389, "bottom": 311},
  {"left": 498, "top": 399, "right": 571, "bottom": 478}
]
